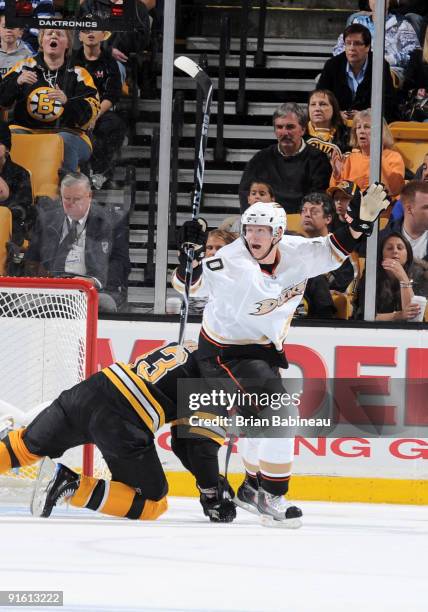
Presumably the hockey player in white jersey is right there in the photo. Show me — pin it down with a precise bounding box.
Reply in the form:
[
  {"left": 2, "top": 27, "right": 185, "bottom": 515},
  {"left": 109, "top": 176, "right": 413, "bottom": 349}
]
[{"left": 172, "top": 184, "right": 389, "bottom": 527}]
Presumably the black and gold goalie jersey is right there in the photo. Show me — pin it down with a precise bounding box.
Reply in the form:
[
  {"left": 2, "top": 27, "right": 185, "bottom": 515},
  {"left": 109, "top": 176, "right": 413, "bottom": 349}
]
[
  {"left": 102, "top": 343, "right": 227, "bottom": 446},
  {"left": 0, "top": 54, "right": 100, "bottom": 139}
]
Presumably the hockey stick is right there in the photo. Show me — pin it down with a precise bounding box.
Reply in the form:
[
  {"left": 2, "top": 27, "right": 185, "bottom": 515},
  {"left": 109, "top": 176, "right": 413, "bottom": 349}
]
[
  {"left": 173, "top": 56, "right": 213, "bottom": 348},
  {"left": 224, "top": 433, "right": 237, "bottom": 481}
]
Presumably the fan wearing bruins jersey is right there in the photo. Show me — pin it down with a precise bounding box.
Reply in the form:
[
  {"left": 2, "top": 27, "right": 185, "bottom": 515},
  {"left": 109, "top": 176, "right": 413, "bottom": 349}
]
[
  {"left": 0, "top": 342, "right": 235, "bottom": 523},
  {"left": 0, "top": 29, "right": 100, "bottom": 172}
]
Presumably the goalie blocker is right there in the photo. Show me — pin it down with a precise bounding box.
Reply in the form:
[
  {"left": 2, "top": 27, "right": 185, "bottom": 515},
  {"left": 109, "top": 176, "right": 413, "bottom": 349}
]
[{"left": 0, "top": 342, "right": 236, "bottom": 523}]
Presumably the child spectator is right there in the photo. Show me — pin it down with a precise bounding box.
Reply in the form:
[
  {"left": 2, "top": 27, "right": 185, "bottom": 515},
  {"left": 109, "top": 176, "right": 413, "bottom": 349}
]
[
  {"left": 0, "top": 11, "right": 33, "bottom": 77},
  {"left": 220, "top": 181, "right": 275, "bottom": 233},
  {"left": 74, "top": 30, "right": 126, "bottom": 190}
]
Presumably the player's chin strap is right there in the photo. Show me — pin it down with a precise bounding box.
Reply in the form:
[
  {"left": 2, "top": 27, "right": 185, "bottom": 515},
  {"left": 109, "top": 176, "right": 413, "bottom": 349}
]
[{"left": 243, "top": 235, "right": 281, "bottom": 262}]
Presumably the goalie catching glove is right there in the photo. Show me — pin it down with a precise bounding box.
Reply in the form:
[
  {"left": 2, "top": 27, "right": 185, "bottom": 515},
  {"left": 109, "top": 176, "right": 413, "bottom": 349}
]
[
  {"left": 198, "top": 475, "right": 236, "bottom": 523},
  {"left": 345, "top": 183, "right": 389, "bottom": 236},
  {"left": 177, "top": 218, "right": 208, "bottom": 263}
]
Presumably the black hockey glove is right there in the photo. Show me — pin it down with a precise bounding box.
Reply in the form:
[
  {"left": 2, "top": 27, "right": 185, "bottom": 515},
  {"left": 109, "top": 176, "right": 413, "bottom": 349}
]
[
  {"left": 177, "top": 218, "right": 208, "bottom": 263},
  {"left": 198, "top": 475, "right": 236, "bottom": 523},
  {"left": 345, "top": 183, "right": 389, "bottom": 237}
]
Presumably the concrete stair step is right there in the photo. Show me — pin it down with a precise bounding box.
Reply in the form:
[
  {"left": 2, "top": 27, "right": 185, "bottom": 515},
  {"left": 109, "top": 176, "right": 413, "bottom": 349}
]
[
  {"left": 165, "top": 75, "right": 315, "bottom": 92},
  {"left": 136, "top": 122, "right": 278, "bottom": 140},
  {"left": 123, "top": 99, "right": 306, "bottom": 117},
  {"left": 121, "top": 145, "right": 257, "bottom": 164},
  {"left": 114, "top": 166, "right": 242, "bottom": 184},
  {"left": 185, "top": 36, "right": 335, "bottom": 55}
]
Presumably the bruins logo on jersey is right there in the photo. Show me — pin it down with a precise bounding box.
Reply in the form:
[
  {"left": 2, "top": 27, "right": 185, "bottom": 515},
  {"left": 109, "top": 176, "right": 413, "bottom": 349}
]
[{"left": 26, "top": 87, "right": 64, "bottom": 123}]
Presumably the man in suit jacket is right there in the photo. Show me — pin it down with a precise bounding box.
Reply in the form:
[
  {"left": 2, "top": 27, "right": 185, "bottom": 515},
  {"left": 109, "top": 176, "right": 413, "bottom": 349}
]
[
  {"left": 317, "top": 23, "right": 395, "bottom": 123},
  {"left": 25, "top": 172, "right": 131, "bottom": 312}
]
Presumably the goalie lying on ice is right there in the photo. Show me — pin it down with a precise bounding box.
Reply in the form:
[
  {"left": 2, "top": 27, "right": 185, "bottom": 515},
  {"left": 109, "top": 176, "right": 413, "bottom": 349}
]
[{"left": 0, "top": 342, "right": 236, "bottom": 523}]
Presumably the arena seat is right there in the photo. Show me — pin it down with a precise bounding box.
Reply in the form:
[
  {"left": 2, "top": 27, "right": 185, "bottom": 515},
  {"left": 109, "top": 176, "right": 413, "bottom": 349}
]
[
  {"left": 0, "top": 207, "right": 12, "bottom": 275},
  {"left": 331, "top": 291, "right": 353, "bottom": 320},
  {"left": 389, "top": 122, "right": 428, "bottom": 174},
  {"left": 10, "top": 133, "right": 64, "bottom": 200},
  {"left": 286, "top": 214, "right": 302, "bottom": 233}
]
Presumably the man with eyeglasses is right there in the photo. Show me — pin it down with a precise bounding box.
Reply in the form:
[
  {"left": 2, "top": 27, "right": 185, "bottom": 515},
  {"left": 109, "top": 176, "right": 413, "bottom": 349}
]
[{"left": 317, "top": 23, "right": 395, "bottom": 122}]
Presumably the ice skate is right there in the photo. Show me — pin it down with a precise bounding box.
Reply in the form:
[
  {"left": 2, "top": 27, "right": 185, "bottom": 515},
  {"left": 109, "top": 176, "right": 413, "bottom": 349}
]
[
  {"left": 257, "top": 487, "right": 302, "bottom": 529},
  {"left": 234, "top": 476, "right": 259, "bottom": 515},
  {"left": 31, "top": 458, "right": 80, "bottom": 518}
]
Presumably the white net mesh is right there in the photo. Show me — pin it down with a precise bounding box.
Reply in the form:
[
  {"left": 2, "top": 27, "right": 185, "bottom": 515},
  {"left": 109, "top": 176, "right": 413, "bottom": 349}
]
[{"left": 0, "top": 280, "right": 107, "bottom": 503}]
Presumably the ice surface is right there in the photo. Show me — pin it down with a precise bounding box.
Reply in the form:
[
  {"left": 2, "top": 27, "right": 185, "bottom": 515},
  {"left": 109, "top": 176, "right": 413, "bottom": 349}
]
[{"left": 0, "top": 497, "right": 426, "bottom": 612}]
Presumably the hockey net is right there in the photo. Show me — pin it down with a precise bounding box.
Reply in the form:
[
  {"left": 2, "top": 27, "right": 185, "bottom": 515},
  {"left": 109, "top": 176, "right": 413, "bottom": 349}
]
[{"left": 0, "top": 277, "right": 109, "bottom": 502}]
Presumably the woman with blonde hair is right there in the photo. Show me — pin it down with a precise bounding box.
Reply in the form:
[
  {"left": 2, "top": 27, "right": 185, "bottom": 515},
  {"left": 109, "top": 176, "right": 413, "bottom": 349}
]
[{"left": 329, "top": 108, "right": 405, "bottom": 196}]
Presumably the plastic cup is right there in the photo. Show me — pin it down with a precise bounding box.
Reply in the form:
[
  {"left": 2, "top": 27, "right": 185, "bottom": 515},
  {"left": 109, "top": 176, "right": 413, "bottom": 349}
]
[
  {"left": 408, "top": 296, "right": 427, "bottom": 322},
  {"left": 166, "top": 297, "right": 182, "bottom": 315}
]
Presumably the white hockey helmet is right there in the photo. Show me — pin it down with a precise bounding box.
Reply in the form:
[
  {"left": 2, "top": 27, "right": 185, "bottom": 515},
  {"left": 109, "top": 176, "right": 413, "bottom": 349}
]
[{"left": 241, "top": 202, "right": 287, "bottom": 239}]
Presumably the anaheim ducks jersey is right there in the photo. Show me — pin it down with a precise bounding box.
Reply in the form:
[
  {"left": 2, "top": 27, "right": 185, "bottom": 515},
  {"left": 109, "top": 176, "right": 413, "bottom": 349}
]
[
  {"left": 0, "top": 54, "right": 99, "bottom": 140},
  {"left": 172, "top": 233, "right": 351, "bottom": 351},
  {"left": 101, "top": 343, "right": 227, "bottom": 445}
]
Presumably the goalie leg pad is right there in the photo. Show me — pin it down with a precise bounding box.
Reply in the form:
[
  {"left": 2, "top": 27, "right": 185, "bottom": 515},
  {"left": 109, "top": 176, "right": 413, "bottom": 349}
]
[
  {"left": 71, "top": 475, "right": 168, "bottom": 521},
  {"left": 1, "top": 429, "right": 41, "bottom": 472}
]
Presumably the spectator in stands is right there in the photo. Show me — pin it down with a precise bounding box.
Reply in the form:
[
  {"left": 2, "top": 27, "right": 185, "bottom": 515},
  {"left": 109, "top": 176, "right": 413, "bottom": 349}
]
[
  {"left": 104, "top": 0, "right": 155, "bottom": 79},
  {"left": 306, "top": 89, "right": 349, "bottom": 162},
  {"left": 0, "top": 1, "right": 55, "bottom": 53},
  {"left": 326, "top": 180, "right": 359, "bottom": 231},
  {"left": 330, "top": 109, "right": 405, "bottom": 197},
  {"left": 390, "top": 157, "right": 428, "bottom": 220},
  {"left": 296, "top": 193, "right": 336, "bottom": 318},
  {"left": 221, "top": 181, "right": 274, "bottom": 233},
  {"left": 334, "top": 0, "right": 420, "bottom": 85},
  {"left": 24, "top": 172, "right": 131, "bottom": 312},
  {"left": 0, "top": 29, "right": 99, "bottom": 174},
  {"left": 390, "top": 0, "right": 428, "bottom": 16},
  {"left": 402, "top": 27, "right": 428, "bottom": 118},
  {"left": 383, "top": 181, "right": 428, "bottom": 260},
  {"left": 239, "top": 103, "right": 331, "bottom": 213},
  {"left": 0, "top": 121, "right": 33, "bottom": 249},
  {"left": 300, "top": 191, "right": 354, "bottom": 295},
  {"left": 353, "top": 231, "right": 421, "bottom": 320},
  {"left": 299, "top": 191, "right": 332, "bottom": 238},
  {"left": 0, "top": 11, "right": 33, "bottom": 77},
  {"left": 317, "top": 24, "right": 395, "bottom": 123},
  {"left": 205, "top": 229, "right": 238, "bottom": 257},
  {"left": 74, "top": 30, "right": 126, "bottom": 190},
  {"left": 188, "top": 228, "right": 238, "bottom": 314}
]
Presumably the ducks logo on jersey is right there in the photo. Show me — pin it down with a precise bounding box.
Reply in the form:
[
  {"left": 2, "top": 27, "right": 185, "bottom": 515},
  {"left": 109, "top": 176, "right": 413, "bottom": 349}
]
[{"left": 26, "top": 87, "right": 64, "bottom": 123}]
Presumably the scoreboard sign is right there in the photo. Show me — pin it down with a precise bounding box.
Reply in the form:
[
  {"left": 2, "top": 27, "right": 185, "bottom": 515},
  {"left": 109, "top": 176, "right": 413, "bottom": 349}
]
[{"left": 5, "top": 0, "right": 137, "bottom": 31}]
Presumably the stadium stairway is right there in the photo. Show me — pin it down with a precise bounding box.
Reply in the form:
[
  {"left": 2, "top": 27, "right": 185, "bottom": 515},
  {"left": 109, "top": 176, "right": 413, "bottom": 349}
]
[{"left": 100, "top": 1, "right": 356, "bottom": 311}]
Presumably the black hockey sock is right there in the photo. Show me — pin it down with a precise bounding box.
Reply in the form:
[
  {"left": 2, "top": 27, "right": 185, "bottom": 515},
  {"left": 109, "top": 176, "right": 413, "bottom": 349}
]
[
  {"left": 245, "top": 470, "right": 259, "bottom": 490},
  {"left": 259, "top": 471, "right": 290, "bottom": 496}
]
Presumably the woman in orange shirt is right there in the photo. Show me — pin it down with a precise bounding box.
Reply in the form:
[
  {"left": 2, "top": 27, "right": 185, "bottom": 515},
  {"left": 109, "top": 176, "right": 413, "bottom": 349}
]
[{"left": 330, "top": 109, "right": 405, "bottom": 197}]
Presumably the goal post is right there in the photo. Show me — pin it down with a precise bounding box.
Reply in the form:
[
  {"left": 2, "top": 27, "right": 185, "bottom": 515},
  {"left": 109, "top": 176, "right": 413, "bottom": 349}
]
[{"left": 0, "top": 277, "right": 99, "bottom": 499}]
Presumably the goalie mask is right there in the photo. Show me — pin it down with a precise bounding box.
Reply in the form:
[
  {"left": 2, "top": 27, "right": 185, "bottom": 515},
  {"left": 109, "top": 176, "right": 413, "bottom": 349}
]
[{"left": 241, "top": 202, "right": 287, "bottom": 260}]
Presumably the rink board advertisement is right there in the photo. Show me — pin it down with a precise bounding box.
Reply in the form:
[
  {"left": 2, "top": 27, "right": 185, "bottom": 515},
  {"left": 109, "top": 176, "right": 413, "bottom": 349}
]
[{"left": 98, "top": 320, "right": 428, "bottom": 504}]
